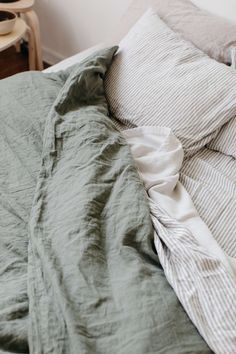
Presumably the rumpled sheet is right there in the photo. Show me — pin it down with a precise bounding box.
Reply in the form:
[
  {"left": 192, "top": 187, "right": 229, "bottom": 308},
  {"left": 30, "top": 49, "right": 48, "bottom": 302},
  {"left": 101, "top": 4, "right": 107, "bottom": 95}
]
[{"left": 124, "top": 126, "right": 236, "bottom": 354}]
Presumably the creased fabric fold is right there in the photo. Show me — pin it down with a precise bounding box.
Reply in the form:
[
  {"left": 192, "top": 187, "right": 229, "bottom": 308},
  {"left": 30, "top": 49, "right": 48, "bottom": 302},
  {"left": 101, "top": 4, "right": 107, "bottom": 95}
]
[{"left": 124, "top": 126, "right": 236, "bottom": 354}]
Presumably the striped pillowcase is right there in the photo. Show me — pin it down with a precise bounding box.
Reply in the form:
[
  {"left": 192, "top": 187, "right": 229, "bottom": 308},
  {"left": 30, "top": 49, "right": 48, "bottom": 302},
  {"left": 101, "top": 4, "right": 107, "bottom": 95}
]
[
  {"left": 105, "top": 8, "right": 236, "bottom": 155},
  {"left": 207, "top": 118, "right": 236, "bottom": 158}
]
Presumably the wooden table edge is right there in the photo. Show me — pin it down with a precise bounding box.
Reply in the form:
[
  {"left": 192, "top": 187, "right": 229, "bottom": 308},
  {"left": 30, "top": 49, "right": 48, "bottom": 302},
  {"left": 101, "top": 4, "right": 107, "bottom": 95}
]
[
  {"left": 0, "top": 0, "right": 34, "bottom": 12},
  {"left": 0, "top": 17, "right": 27, "bottom": 52}
]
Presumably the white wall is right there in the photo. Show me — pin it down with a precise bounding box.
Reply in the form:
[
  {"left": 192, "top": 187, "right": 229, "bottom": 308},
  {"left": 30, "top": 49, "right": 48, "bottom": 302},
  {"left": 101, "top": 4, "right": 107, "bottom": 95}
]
[
  {"left": 35, "top": 0, "right": 132, "bottom": 64},
  {"left": 35, "top": 0, "right": 236, "bottom": 64}
]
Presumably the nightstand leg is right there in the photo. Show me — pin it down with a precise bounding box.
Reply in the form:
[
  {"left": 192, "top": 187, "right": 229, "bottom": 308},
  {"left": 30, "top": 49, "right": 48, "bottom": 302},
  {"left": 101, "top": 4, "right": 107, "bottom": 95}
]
[
  {"left": 25, "top": 10, "right": 43, "bottom": 71},
  {"left": 27, "top": 26, "right": 36, "bottom": 70},
  {"left": 15, "top": 41, "right": 21, "bottom": 53}
]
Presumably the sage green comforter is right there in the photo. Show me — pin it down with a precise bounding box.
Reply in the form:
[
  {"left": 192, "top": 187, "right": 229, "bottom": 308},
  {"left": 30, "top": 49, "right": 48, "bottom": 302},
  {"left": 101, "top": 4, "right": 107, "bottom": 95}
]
[{"left": 0, "top": 47, "right": 211, "bottom": 353}]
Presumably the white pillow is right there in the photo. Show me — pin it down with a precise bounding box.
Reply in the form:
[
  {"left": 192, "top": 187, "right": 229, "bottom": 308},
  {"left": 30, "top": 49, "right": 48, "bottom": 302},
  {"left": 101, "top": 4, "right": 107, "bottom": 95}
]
[{"left": 105, "top": 9, "right": 236, "bottom": 155}]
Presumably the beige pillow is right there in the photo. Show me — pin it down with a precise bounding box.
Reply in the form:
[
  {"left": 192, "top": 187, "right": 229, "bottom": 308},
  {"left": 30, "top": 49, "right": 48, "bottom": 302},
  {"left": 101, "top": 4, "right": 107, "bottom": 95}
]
[
  {"left": 112, "top": 0, "right": 236, "bottom": 65},
  {"left": 105, "top": 9, "right": 236, "bottom": 155}
]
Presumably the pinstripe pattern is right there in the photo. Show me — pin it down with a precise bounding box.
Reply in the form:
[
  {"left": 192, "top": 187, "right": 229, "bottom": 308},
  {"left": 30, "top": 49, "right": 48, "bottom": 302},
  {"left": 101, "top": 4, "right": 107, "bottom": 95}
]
[
  {"left": 105, "top": 9, "right": 236, "bottom": 156},
  {"left": 207, "top": 117, "right": 236, "bottom": 158},
  {"left": 180, "top": 147, "right": 236, "bottom": 258},
  {"left": 124, "top": 126, "right": 236, "bottom": 354},
  {"left": 150, "top": 200, "right": 236, "bottom": 354}
]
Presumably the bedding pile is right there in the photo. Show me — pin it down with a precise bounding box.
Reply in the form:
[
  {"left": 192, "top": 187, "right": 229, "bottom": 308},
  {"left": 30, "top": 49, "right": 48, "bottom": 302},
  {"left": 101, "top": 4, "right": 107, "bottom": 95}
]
[
  {"left": 0, "top": 47, "right": 212, "bottom": 353},
  {"left": 0, "top": 7, "right": 236, "bottom": 354},
  {"left": 125, "top": 127, "right": 236, "bottom": 354}
]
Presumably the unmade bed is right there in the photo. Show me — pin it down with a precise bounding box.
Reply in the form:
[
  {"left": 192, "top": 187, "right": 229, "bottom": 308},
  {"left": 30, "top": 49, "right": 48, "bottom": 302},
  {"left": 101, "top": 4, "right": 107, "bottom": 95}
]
[{"left": 0, "top": 1, "right": 236, "bottom": 353}]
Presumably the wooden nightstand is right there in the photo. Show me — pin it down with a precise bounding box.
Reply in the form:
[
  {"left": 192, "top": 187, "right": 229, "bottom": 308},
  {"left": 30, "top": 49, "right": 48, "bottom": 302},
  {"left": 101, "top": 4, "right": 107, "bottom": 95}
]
[
  {"left": 0, "top": 17, "right": 38, "bottom": 70},
  {"left": 0, "top": 0, "right": 43, "bottom": 70},
  {"left": 0, "top": 18, "right": 37, "bottom": 70}
]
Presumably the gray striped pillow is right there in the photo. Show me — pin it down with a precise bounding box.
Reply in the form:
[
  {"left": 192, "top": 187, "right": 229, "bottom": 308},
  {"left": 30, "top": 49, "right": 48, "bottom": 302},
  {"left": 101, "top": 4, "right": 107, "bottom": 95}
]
[
  {"left": 207, "top": 118, "right": 236, "bottom": 158},
  {"left": 105, "top": 9, "right": 236, "bottom": 155}
]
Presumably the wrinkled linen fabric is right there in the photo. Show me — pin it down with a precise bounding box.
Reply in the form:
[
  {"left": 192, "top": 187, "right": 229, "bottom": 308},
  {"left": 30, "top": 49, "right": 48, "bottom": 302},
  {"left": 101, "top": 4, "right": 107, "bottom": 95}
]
[
  {"left": 44, "top": 47, "right": 236, "bottom": 262},
  {"left": 124, "top": 126, "right": 236, "bottom": 354},
  {"left": 0, "top": 48, "right": 212, "bottom": 353},
  {"left": 28, "top": 49, "right": 212, "bottom": 353},
  {"left": 0, "top": 69, "right": 68, "bottom": 353}
]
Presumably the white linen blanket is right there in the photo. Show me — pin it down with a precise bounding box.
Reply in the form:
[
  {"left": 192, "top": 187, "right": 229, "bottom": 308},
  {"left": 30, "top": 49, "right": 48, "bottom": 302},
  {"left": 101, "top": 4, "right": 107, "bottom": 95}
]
[{"left": 124, "top": 126, "right": 236, "bottom": 354}]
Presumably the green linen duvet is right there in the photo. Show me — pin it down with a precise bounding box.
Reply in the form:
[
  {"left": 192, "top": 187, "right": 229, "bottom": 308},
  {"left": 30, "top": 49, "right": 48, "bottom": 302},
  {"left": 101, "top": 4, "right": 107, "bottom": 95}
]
[{"left": 0, "top": 47, "right": 211, "bottom": 353}]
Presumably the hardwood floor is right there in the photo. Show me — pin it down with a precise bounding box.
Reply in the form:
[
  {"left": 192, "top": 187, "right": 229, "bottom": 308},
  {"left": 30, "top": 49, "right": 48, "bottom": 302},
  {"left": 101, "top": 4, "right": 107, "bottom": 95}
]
[{"left": 0, "top": 44, "right": 50, "bottom": 80}]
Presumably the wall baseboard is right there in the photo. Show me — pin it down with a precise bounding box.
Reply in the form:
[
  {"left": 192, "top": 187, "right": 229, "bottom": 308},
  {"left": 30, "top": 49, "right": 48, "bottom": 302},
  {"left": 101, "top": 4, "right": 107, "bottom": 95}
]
[{"left": 42, "top": 46, "right": 65, "bottom": 66}]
